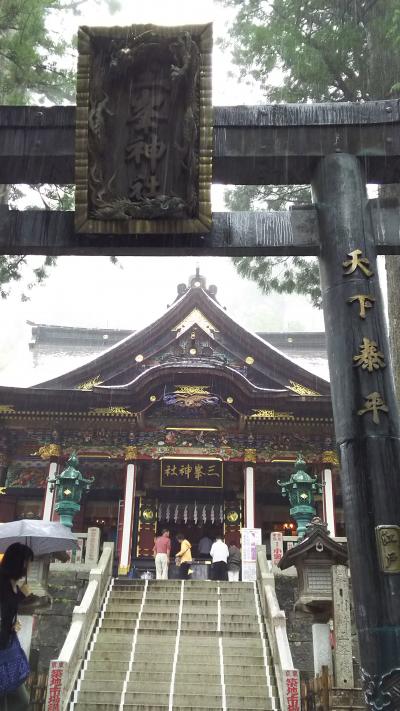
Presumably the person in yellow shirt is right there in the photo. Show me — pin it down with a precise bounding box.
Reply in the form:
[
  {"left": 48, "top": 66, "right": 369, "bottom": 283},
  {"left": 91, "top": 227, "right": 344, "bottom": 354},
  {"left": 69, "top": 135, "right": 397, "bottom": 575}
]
[{"left": 175, "top": 534, "right": 192, "bottom": 579}]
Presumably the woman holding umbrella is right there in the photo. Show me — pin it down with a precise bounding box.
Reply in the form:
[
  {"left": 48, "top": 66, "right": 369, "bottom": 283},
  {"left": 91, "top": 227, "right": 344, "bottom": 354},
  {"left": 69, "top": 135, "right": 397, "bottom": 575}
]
[{"left": 0, "top": 543, "right": 34, "bottom": 710}]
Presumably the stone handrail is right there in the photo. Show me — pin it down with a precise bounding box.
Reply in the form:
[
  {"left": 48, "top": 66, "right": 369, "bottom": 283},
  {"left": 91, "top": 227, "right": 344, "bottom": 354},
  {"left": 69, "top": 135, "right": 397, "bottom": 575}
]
[
  {"left": 50, "top": 528, "right": 102, "bottom": 571},
  {"left": 256, "top": 545, "right": 301, "bottom": 711},
  {"left": 45, "top": 543, "right": 114, "bottom": 711}
]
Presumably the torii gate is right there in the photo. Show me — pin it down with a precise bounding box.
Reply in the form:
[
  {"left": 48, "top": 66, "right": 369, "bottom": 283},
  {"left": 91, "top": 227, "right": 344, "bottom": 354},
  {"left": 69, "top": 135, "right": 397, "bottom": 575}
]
[{"left": 1, "top": 23, "right": 400, "bottom": 710}]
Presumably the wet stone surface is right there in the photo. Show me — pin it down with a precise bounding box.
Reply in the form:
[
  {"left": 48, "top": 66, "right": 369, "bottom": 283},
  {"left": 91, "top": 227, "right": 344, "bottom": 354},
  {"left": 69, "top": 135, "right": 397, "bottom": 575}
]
[{"left": 30, "top": 571, "right": 88, "bottom": 672}]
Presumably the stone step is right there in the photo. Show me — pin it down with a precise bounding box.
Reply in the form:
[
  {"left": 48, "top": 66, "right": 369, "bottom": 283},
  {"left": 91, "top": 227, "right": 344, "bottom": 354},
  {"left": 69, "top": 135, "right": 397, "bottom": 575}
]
[
  {"left": 74, "top": 706, "right": 275, "bottom": 711},
  {"left": 108, "top": 595, "right": 254, "bottom": 607},
  {"left": 77, "top": 691, "right": 236, "bottom": 706},
  {"left": 126, "top": 681, "right": 223, "bottom": 694},
  {"left": 114, "top": 580, "right": 254, "bottom": 589},
  {"left": 109, "top": 590, "right": 255, "bottom": 605},
  {"left": 101, "top": 620, "right": 261, "bottom": 633},
  {"left": 91, "top": 637, "right": 270, "bottom": 658},
  {"left": 83, "top": 669, "right": 128, "bottom": 681},
  {"left": 225, "top": 698, "right": 277, "bottom": 710},
  {"left": 74, "top": 702, "right": 274, "bottom": 711},
  {"left": 135, "top": 628, "right": 261, "bottom": 638},
  {"left": 107, "top": 609, "right": 259, "bottom": 618},
  {"left": 124, "top": 692, "right": 222, "bottom": 706},
  {"left": 83, "top": 667, "right": 273, "bottom": 684}
]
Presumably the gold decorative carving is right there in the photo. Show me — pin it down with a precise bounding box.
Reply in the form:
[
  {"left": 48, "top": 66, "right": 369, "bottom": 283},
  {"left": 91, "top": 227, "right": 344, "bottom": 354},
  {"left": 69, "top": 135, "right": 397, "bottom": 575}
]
[
  {"left": 244, "top": 448, "right": 257, "bottom": 463},
  {"left": 77, "top": 375, "right": 103, "bottom": 391},
  {"left": 37, "top": 444, "right": 62, "bottom": 460},
  {"left": 357, "top": 392, "right": 389, "bottom": 425},
  {"left": 342, "top": 249, "right": 373, "bottom": 277},
  {"left": 249, "top": 409, "right": 295, "bottom": 420},
  {"left": 321, "top": 450, "right": 339, "bottom": 466},
  {"left": 0, "top": 487, "right": 6, "bottom": 495},
  {"left": 347, "top": 294, "right": 376, "bottom": 319},
  {"left": 172, "top": 310, "right": 217, "bottom": 337},
  {"left": 353, "top": 337, "right": 386, "bottom": 372},
  {"left": 124, "top": 446, "right": 138, "bottom": 462},
  {"left": 89, "top": 406, "right": 134, "bottom": 416},
  {"left": 375, "top": 525, "right": 400, "bottom": 574},
  {"left": 174, "top": 386, "right": 210, "bottom": 395},
  {"left": 0, "top": 405, "right": 16, "bottom": 414},
  {"left": 288, "top": 381, "right": 321, "bottom": 397}
]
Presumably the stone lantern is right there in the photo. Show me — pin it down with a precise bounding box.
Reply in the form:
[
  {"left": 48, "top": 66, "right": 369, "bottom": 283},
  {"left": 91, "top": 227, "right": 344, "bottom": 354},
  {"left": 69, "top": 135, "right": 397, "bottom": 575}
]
[
  {"left": 278, "top": 517, "right": 348, "bottom": 615},
  {"left": 51, "top": 452, "right": 93, "bottom": 528},
  {"left": 277, "top": 454, "right": 323, "bottom": 538}
]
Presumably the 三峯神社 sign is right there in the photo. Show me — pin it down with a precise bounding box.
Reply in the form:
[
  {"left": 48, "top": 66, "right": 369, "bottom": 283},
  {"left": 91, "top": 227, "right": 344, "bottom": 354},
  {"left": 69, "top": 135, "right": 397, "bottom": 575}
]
[{"left": 160, "top": 457, "right": 223, "bottom": 488}]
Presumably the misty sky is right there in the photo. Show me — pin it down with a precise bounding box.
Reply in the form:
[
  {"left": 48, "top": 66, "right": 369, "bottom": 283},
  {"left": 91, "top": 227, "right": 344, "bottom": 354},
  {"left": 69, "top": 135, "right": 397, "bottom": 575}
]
[{"left": 1, "top": 0, "right": 329, "bottom": 386}]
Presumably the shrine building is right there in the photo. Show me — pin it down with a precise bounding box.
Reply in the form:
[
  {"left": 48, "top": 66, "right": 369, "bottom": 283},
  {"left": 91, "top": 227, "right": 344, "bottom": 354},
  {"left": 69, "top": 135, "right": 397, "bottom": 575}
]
[{"left": 0, "top": 271, "right": 341, "bottom": 574}]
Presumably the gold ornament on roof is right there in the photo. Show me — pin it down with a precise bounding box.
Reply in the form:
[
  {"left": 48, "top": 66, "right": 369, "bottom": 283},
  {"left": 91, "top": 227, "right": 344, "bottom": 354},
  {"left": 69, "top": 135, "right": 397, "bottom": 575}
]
[
  {"left": 36, "top": 444, "right": 62, "bottom": 460},
  {"left": 249, "top": 409, "right": 295, "bottom": 420},
  {"left": 244, "top": 448, "right": 257, "bottom": 463},
  {"left": 124, "top": 446, "right": 138, "bottom": 462},
  {"left": 77, "top": 375, "right": 103, "bottom": 391},
  {"left": 0, "top": 487, "right": 6, "bottom": 496},
  {"left": 288, "top": 381, "right": 321, "bottom": 397},
  {"left": 89, "top": 406, "right": 134, "bottom": 416},
  {"left": 0, "top": 405, "right": 16, "bottom": 414},
  {"left": 174, "top": 386, "right": 210, "bottom": 395},
  {"left": 321, "top": 450, "right": 339, "bottom": 466}
]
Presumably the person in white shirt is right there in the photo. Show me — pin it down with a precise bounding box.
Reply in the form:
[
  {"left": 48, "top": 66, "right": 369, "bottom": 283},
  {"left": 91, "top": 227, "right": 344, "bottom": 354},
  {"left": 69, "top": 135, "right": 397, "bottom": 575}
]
[{"left": 210, "top": 536, "right": 229, "bottom": 580}]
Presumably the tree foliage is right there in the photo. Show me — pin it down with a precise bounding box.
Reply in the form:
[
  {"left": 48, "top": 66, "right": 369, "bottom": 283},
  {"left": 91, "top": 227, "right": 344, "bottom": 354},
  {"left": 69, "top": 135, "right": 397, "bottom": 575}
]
[{"left": 218, "top": 0, "right": 400, "bottom": 306}]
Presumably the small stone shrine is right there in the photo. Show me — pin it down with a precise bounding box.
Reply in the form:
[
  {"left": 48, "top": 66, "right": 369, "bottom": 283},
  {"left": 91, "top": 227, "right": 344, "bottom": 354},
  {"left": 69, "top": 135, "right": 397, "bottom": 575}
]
[{"left": 278, "top": 517, "right": 348, "bottom": 616}]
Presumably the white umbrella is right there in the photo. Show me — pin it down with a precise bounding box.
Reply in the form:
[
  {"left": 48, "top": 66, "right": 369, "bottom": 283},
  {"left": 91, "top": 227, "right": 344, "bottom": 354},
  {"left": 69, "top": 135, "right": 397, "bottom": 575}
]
[{"left": 0, "top": 520, "right": 77, "bottom": 556}]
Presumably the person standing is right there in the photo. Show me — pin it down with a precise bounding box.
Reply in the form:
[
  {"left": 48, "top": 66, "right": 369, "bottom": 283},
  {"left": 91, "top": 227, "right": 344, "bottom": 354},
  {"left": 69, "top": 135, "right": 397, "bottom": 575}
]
[
  {"left": 197, "top": 534, "right": 212, "bottom": 559},
  {"left": 175, "top": 534, "right": 192, "bottom": 579},
  {"left": 153, "top": 529, "right": 171, "bottom": 580},
  {"left": 227, "top": 542, "right": 241, "bottom": 582},
  {"left": 210, "top": 536, "right": 229, "bottom": 581},
  {"left": 0, "top": 543, "right": 34, "bottom": 711}
]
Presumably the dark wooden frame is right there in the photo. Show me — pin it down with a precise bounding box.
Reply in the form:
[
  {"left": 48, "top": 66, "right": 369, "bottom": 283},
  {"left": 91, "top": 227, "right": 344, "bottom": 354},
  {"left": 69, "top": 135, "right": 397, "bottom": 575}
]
[{"left": 75, "top": 24, "right": 213, "bottom": 235}]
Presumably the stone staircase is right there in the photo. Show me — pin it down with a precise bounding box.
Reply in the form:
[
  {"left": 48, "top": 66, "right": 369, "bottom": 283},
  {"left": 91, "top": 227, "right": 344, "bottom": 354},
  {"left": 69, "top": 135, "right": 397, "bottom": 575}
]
[{"left": 72, "top": 579, "right": 280, "bottom": 711}]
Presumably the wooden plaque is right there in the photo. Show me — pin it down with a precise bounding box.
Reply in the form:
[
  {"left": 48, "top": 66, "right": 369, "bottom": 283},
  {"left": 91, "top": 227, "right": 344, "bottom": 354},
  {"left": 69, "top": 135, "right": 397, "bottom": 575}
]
[{"left": 75, "top": 24, "right": 213, "bottom": 235}]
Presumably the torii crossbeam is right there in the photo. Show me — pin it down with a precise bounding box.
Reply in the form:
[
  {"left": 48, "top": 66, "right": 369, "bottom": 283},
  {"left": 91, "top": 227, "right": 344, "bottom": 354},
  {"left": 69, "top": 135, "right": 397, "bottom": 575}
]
[{"left": 0, "top": 23, "right": 400, "bottom": 710}]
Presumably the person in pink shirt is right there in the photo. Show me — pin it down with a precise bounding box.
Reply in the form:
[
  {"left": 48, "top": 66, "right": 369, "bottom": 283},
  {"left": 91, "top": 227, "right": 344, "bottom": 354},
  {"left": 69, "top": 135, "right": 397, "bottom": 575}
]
[{"left": 153, "top": 529, "right": 171, "bottom": 580}]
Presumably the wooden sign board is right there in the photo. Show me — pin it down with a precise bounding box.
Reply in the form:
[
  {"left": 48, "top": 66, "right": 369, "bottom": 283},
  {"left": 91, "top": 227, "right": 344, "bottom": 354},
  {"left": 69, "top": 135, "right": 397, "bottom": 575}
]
[
  {"left": 160, "top": 456, "right": 223, "bottom": 488},
  {"left": 75, "top": 24, "right": 212, "bottom": 235}
]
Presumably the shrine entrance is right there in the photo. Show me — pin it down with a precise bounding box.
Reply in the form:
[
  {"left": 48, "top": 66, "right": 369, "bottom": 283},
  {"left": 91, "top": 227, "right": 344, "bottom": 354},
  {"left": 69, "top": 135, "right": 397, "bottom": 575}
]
[{"left": 132, "top": 459, "right": 242, "bottom": 567}]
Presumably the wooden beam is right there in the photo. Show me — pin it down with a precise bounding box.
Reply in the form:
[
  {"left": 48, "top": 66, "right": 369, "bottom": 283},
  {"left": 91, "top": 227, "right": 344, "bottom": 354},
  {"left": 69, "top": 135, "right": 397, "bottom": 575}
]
[
  {"left": 1, "top": 101, "right": 400, "bottom": 185},
  {"left": 0, "top": 207, "right": 319, "bottom": 256},
  {"left": 0, "top": 199, "right": 399, "bottom": 256}
]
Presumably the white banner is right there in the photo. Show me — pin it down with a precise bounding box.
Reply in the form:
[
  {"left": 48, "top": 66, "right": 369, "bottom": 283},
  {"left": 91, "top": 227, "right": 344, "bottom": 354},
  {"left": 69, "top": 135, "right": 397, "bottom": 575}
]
[{"left": 241, "top": 528, "right": 262, "bottom": 581}]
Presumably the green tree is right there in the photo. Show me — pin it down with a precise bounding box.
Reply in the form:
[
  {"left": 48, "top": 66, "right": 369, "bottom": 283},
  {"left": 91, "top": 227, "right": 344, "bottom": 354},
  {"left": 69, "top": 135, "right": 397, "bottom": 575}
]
[
  {"left": 219, "top": 0, "right": 400, "bottom": 390},
  {"left": 0, "top": 0, "right": 119, "bottom": 299}
]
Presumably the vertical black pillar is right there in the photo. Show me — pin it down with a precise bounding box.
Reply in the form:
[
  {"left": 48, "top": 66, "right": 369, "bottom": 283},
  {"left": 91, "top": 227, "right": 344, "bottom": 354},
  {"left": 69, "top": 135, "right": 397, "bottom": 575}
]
[{"left": 312, "top": 153, "right": 400, "bottom": 709}]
